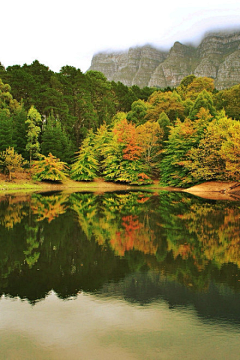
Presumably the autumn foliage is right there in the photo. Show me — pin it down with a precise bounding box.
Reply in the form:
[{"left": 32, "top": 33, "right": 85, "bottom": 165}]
[
  {"left": 31, "top": 153, "right": 69, "bottom": 181},
  {"left": 1, "top": 72, "right": 240, "bottom": 187}
]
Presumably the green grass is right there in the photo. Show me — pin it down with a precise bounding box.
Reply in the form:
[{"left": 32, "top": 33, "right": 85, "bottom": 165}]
[
  {"left": 0, "top": 181, "right": 42, "bottom": 195},
  {"left": 0, "top": 177, "right": 177, "bottom": 196}
]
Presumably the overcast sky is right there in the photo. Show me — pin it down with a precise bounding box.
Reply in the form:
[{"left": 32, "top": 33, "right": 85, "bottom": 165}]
[{"left": 2, "top": 0, "right": 240, "bottom": 73}]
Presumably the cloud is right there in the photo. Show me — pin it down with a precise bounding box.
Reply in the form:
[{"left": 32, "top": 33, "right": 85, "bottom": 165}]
[{"left": 1, "top": 1, "right": 240, "bottom": 72}]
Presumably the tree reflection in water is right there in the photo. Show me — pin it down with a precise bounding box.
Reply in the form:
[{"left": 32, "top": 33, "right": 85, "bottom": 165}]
[{"left": 0, "top": 191, "right": 240, "bottom": 312}]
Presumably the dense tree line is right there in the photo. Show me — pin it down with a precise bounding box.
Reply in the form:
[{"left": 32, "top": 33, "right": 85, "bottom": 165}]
[{"left": 1, "top": 60, "right": 240, "bottom": 186}]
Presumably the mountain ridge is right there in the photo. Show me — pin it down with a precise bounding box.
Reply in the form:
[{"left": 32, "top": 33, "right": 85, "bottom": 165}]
[{"left": 89, "top": 31, "right": 240, "bottom": 89}]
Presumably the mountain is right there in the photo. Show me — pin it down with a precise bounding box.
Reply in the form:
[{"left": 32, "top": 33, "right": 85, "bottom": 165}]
[{"left": 88, "top": 31, "right": 240, "bottom": 89}]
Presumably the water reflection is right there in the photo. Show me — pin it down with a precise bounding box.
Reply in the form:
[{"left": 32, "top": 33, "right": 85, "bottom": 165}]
[
  {"left": 0, "top": 191, "right": 240, "bottom": 358},
  {"left": 1, "top": 191, "right": 240, "bottom": 298}
]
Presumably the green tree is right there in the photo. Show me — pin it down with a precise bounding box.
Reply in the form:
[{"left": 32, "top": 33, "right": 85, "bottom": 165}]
[
  {"left": 126, "top": 99, "right": 150, "bottom": 125},
  {"left": 86, "top": 71, "right": 117, "bottom": 127},
  {"left": 160, "top": 118, "right": 198, "bottom": 186},
  {"left": 74, "top": 93, "right": 98, "bottom": 144},
  {"left": 12, "top": 106, "right": 28, "bottom": 158},
  {"left": 22, "top": 60, "right": 53, "bottom": 113},
  {"left": 58, "top": 66, "right": 99, "bottom": 146},
  {"left": 70, "top": 130, "right": 99, "bottom": 181},
  {"left": 189, "top": 90, "right": 216, "bottom": 120},
  {"left": 0, "top": 112, "right": 14, "bottom": 151},
  {"left": 101, "top": 130, "right": 123, "bottom": 182},
  {"left": 214, "top": 84, "right": 240, "bottom": 120},
  {"left": 111, "top": 81, "right": 137, "bottom": 112},
  {"left": 4, "top": 65, "right": 37, "bottom": 108},
  {"left": 41, "top": 113, "right": 75, "bottom": 163},
  {"left": 160, "top": 108, "right": 214, "bottom": 186},
  {"left": 0, "top": 78, "right": 24, "bottom": 152},
  {"left": 25, "top": 105, "right": 42, "bottom": 163},
  {"left": 0, "top": 63, "right": 6, "bottom": 80},
  {"left": 158, "top": 111, "right": 171, "bottom": 143}
]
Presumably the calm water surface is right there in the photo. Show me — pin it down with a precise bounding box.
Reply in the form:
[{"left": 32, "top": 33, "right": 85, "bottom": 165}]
[{"left": 0, "top": 191, "right": 240, "bottom": 359}]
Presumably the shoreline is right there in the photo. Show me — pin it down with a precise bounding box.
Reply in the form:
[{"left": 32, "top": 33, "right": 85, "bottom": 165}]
[
  {"left": 0, "top": 176, "right": 240, "bottom": 200},
  {"left": 0, "top": 174, "right": 181, "bottom": 194}
]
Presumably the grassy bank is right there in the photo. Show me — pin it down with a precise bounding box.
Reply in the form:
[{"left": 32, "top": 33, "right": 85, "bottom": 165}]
[
  {"left": 0, "top": 173, "right": 150, "bottom": 194},
  {"left": 1, "top": 173, "right": 240, "bottom": 199},
  {"left": 0, "top": 172, "right": 180, "bottom": 196}
]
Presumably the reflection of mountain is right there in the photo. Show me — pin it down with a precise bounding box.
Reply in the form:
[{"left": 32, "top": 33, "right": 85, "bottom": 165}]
[
  {"left": 99, "top": 271, "right": 240, "bottom": 326},
  {"left": 0, "top": 191, "right": 240, "bottom": 309},
  {"left": 2, "top": 248, "right": 129, "bottom": 303}
]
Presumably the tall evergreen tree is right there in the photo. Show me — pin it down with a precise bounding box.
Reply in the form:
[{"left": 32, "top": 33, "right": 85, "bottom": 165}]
[
  {"left": 41, "top": 113, "right": 75, "bottom": 163},
  {"left": 160, "top": 118, "right": 198, "bottom": 187},
  {"left": 12, "top": 105, "right": 28, "bottom": 158},
  {"left": 70, "top": 130, "right": 99, "bottom": 181},
  {"left": 0, "top": 112, "right": 14, "bottom": 151}
]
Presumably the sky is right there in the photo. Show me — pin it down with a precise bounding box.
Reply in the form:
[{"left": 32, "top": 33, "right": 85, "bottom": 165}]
[{"left": 1, "top": 0, "right": 240, "bottom": 73}]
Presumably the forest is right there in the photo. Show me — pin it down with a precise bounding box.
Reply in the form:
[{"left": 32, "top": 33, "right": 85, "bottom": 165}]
[{"left": 0, "top": 60, "right": 240, "bottom": 187}]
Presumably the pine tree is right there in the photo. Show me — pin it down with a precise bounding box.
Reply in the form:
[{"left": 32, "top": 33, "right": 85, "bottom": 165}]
[
  {"left": 160, "top": 118, "right": 198, "bottom": 186},
  {"left": 12, "top": 105, "right": 28, "bottom": 158},
  {"left": 0, "top": 112, "right": 14, "bottom": 151},
  {"left": 41, "top": 113, "right": 75, "bottom": 163},
  {"left": 70, "top": 130, "right": 99, "bottom": 181}
]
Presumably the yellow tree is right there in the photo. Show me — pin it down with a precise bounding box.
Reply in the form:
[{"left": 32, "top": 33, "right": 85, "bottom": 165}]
[
  {"left": 32, "top": 153, "right": 69, "bottom": 181},
  {"left": 0, "top": 147, "right": 27, "bottom": 180},
  {"left": 183, "top": 77, "right": 215, "bottom": 100},
  {"left": 137, "top": 121, "right": 163, "bottom": 175},
  {"left": 146, "top": 90, "right": 185, "bottom": 122},
  {"left": 185, "top": 116, "right": 231, "bottom": 182},
  {"left": 220, "top": 120, "right": 240, "bottom": 180}
]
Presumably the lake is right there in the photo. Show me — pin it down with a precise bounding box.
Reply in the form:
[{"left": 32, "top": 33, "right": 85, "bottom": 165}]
[{"left": 0, "top": 190, "right": 240, "bottom": 359}]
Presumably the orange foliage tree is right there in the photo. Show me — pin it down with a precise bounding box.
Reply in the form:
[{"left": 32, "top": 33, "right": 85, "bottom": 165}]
[{"left": 102, "top": 118, "right": 152, "bottom": 184}]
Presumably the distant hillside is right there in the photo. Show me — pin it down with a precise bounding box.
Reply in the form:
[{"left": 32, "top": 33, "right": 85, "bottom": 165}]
[{"left": 89, "top": 31, "right": 240, "bottom": 89}]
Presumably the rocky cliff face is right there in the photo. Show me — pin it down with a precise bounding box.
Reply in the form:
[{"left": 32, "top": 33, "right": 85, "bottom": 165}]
[
  {"left": 89, "top": 32, "right": 240, "bottom": 89},
  {"left": 90, "top": 45, "right": 167, "bottom": 87}
]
